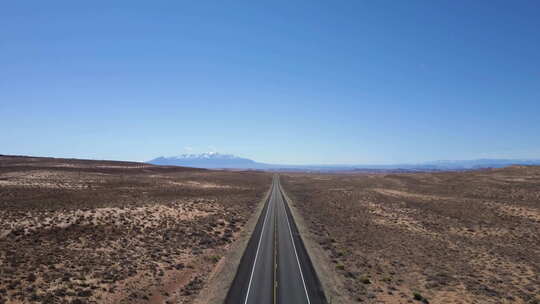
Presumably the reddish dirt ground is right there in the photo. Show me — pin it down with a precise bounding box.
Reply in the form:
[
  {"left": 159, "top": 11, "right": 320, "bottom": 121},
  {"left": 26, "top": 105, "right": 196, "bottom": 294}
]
[
  {"left": 0, "top": 156, "right": 270, "bottom": 304},
  {"left": 281, "top": 167, "right": 540, "bottom": 304}
]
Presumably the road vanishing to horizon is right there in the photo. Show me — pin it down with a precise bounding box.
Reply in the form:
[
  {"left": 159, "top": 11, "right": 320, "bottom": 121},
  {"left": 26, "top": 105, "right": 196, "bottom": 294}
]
[
  {"left": 3, "top": 1, "right": 540, "bottom": 303},
  {"left": 226, "top": 175, "right": 327, "bottom": 304}
]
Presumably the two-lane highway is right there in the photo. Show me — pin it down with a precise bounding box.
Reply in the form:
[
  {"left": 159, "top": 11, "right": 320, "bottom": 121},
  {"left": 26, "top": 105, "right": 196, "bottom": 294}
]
[{"left": 226, "top": 175, "right": 327, "bottom": 304}]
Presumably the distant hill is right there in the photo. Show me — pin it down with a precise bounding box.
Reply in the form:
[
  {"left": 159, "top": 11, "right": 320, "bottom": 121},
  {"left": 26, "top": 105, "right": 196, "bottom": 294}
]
[
  {"left": 411, "top": 159, "right": 540, "bottom": 170},
  {"left": 147, "top": 152, "right": 271, "bottom": 169},
  {"left": 147, "top": 153, "right": 540, "bottom": 171}
]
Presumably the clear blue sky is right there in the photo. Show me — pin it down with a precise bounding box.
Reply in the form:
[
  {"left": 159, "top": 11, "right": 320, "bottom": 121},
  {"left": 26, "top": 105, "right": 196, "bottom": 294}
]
[{"left": 1, "top": 1, "right": 539, "bottom": 164}]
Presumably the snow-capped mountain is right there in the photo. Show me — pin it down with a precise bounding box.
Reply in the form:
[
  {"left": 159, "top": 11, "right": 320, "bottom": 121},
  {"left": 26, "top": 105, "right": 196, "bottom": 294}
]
[
  {"left": 147, "top": 152, "right": 266, "bottom": 169},
  {"left": 165, "top": 152, "right": 238, "bottom": 160}
]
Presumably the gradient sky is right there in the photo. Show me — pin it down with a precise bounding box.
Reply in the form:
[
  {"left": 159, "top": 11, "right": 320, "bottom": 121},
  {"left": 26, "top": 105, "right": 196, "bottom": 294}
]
[{"left": 1, "top": 1, "right": 539, "bottom": 164}]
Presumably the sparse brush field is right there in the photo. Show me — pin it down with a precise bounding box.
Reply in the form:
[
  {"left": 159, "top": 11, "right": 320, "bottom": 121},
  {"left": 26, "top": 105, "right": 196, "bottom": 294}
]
[
  {"left": 3, "top": 155, "right": 539, "bottom": 304},
  {"left": 0, "top": 156, "right": 270, "bottom": 304},
  {"left": 281, "top": 167, "right": 540, "bottom": 304}
]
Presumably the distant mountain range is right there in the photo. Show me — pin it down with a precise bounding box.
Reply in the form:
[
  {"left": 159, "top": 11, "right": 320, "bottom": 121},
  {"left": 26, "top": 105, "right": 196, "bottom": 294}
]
[{"left": 147, "top": 153, "right": 540, "bottom": 171}]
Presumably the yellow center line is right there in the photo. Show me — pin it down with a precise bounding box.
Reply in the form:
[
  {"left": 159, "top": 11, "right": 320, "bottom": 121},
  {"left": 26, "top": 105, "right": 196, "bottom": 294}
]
[{"left": 273, "top": 183, "right": 278, "bottom": 304}]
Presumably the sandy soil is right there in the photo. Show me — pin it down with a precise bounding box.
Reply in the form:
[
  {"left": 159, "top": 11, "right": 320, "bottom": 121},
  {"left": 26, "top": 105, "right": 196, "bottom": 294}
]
[
  {"left": 281, "top": 166, "right": 540, "bottom": 304},
  {"left": 0, "top": 155, "right": 271, "bottom": 304}
]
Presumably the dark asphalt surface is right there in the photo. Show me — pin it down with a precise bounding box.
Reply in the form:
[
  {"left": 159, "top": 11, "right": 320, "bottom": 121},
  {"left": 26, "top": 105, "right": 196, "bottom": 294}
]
[{"left": 226, "top": 175, "right": 327, "bottom": 304}]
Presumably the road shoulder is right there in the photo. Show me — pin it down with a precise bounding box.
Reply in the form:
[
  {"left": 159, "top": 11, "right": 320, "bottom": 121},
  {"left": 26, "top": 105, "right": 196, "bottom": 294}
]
[{"left": 280, "top": 185, "right": 351, "bottom": 304}]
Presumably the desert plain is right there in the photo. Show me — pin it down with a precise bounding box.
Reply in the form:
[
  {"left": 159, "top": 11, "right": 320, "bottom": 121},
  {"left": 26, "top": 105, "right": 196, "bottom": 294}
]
[
  {"left": 1, "top": 155, "right": 539, "bottom": 304},
  {"left": 282, "top": 167, "right": 540, "bottom": 304},
  {"left": 0, "top": 155, "right": 269, "bottom": 304}
]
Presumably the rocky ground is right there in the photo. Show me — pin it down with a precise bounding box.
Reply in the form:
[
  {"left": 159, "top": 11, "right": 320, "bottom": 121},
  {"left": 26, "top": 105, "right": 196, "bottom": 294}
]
[
  {"left": 281, "top": 166, "right": 540, "bottom": 304},
  {"left": 0, "top": 155, "right": 270, "bottom": 304}
]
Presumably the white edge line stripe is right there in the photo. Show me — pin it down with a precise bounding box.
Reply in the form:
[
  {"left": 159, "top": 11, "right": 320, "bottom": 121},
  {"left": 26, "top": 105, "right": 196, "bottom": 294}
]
[
  {"left": 244, "top": 177, "right": 274, "bottom": 304},
  {"left": 279, "top": 179, "right": 311, "bottom": 304}
]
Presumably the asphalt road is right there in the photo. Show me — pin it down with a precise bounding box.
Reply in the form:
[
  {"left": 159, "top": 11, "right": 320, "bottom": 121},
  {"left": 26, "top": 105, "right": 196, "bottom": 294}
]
[{"left": 226, "top": 175, "right": 327, "bottom": 304}]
